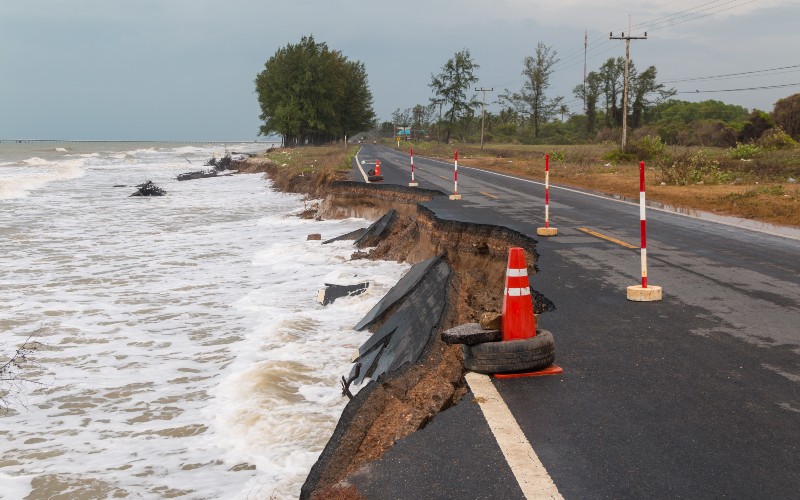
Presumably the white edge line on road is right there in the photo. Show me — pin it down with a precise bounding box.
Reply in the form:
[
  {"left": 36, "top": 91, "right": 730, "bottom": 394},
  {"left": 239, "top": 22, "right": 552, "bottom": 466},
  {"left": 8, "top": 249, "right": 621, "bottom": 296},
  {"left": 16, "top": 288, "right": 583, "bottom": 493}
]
[
  {"left": 421, "top": 156, "right": 800, "bottom": 241},
  {"left": 354, "top": 147, "right": 369, "bottom": 183},
  {"left": 466, "top": 372, "right": 563, "bottom": 500}
]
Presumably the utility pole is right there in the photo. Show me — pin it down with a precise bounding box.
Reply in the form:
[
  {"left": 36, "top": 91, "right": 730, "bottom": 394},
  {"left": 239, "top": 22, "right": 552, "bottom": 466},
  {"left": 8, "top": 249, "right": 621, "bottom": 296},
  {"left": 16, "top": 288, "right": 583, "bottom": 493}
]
[
  {"left": 475, "top": 87, "right": 493, "bottom": 149},
  {"left": 583, "top": 30, "right": 588, "bottom": 113},
  {"left": 610, "top": 16, "right": 647, "bottom": 151}
]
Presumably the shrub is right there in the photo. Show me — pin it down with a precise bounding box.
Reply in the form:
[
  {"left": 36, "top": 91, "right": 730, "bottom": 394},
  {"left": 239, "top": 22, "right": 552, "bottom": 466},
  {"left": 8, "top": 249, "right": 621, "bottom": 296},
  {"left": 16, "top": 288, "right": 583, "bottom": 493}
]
[
  {"left": 549, "top": 149, "right": 566, "bottom": 162},
  {"left": 630, "top": 135, "right": 666, "bottom": 160},
  {"left": 657, "top": 149, "right": 725, "bottom": 185},
  {"left": 756, "top": 127, "right": 798, "bottom": 150},
  {"left": 602, "top": 149, "right": 637, "bottom": 163},
  {"left": 728, "top": 142, "right": 763, "bottom": 160},
  {"left": 692, "top": 119, "right": 739, "bottom": 147}
]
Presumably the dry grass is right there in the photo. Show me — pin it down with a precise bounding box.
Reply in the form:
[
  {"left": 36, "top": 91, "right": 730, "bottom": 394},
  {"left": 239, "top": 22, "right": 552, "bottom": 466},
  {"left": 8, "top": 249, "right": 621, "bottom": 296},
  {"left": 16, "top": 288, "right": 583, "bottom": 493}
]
[{"left": 262, "top": 144, "right": 357, "bottom": 176}]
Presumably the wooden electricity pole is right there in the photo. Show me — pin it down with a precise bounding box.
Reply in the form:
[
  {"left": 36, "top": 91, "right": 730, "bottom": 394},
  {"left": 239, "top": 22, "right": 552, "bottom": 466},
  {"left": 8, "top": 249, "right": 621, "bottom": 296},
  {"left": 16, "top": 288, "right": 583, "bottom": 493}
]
[
  {"left": 476, "top": 87, "right": 493, "bottom": 149},
  {"left": 610, "top": 17, "right": 647, "bottom": 151}
]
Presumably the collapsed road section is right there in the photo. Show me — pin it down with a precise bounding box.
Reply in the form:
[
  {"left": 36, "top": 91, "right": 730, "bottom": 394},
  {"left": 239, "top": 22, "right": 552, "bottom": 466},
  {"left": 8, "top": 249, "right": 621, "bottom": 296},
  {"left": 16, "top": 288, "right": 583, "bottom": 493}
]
[{"left": 300, "top": 182, "right": 552, "bottom": 499}]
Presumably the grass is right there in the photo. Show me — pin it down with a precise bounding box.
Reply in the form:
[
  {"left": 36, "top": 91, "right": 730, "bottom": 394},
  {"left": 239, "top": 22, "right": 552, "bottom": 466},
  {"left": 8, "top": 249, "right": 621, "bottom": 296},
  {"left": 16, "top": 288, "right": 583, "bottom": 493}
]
[
  {"left": 391, "top": 140, "right": 800, "bottom": 227},
  {"left": 262, "top": 144, "right": 357, "bottom": 175},
  {"left": 257, "top": 144, "right": 358, "bottom": 195}
]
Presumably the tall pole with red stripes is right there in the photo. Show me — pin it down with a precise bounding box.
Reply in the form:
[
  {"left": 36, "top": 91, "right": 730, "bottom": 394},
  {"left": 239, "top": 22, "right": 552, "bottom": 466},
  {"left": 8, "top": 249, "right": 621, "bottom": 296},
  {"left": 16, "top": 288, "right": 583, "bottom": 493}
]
[
  {"left": 449, "top": 150, "right": 462, "bottom": 200},
  {"left": 409, "top": 147, "right": 418, "bottom": 187},
  {"left": 639, "top": 161, "right": 648, "bottom": 288},
  {"left": 537, "top": 154, "right": 558, "bottom": 237},
  {"left": 627, "top": 161, "right": 662, "bottom": 301}
]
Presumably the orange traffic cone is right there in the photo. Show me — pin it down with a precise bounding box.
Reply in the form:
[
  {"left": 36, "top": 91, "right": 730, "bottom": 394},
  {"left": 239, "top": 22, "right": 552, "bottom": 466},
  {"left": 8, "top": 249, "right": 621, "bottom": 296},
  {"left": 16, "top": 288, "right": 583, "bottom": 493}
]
[
  {"left": 501, "top": 247, "right": 536, "bottom": 341},
  {"left": 375, "top": 160, "right": 381, "bottom": 176}
]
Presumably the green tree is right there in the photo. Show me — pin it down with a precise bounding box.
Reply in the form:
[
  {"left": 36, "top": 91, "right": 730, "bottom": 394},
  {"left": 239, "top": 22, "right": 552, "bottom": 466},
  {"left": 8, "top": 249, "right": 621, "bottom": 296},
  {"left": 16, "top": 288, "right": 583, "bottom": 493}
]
[
  {"left": 255, "top": 35, "right": 375, "bottom": 145},
  {"left": 429, "top": 49, "right": 480, "bottom": 144},
  {"left": 573, "top": 71, "right": 603, "bottom": 133},
  {"left": 599, "top": 57, "right": 626, "bottom": 127},
  {"left": 648, "top": 100, "right": 749, "bottom": 145},
  {"left": 336, "top": 61, "right": 376, "bottom": 140},
  {"left": 629, "top": 65, "right": 675, "bottom": 128},
  {"left": 501, "top": 42, "right": 562, "bottom": 138},
  {"left": 773, "top": 93, "right": 800, "bottom": 140}
]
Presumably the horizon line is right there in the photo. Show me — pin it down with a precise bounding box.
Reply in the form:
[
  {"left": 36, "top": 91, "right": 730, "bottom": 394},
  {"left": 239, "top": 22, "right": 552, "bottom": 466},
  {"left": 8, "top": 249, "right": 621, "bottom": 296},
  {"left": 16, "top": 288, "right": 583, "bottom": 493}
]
[{"left": 0, "top": 139, "right": 280, "bottom": 144}]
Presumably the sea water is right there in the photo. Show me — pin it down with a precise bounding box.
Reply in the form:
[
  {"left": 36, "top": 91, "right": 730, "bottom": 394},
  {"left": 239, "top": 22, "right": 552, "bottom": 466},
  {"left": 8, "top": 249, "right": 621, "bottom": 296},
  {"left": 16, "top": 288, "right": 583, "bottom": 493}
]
[{"left": 0, "top": 142, "right": 408, "bottom": 499}]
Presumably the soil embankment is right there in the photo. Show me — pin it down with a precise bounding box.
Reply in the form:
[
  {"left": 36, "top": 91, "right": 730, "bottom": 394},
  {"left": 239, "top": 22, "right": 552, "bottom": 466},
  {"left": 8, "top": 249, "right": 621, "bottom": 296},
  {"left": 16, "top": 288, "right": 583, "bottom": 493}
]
[{"left": 247, "top": 157, "right": 542, "bottom": 499}]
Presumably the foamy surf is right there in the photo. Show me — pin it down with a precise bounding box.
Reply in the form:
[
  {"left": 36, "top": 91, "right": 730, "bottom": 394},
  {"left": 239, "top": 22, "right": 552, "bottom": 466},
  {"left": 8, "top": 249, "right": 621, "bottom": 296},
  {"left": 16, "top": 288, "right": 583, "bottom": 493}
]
[
  {"left": 0, "top": 142, "right": 405, "bottom": 499},
  {"left": 0, "top": 157, "right": 86, "bottom": 199}
]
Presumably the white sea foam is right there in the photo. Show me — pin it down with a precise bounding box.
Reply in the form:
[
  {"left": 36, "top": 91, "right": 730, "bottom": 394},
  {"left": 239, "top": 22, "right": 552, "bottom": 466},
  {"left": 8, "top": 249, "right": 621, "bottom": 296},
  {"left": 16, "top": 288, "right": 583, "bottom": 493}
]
[
  {"left": 0, "top": 158, "right": 86, "bottom": 199},
  {"left": 21, "top": 156, "right": 53, "bottom": 166},
  {"left": 0, "top": 143, "right": 398, "bottom": 499}
]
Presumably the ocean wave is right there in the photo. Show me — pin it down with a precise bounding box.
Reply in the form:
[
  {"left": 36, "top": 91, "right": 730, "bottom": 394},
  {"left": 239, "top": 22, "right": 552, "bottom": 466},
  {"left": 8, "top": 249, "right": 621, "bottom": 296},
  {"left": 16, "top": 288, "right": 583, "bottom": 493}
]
[
  {"left": 21, "top": 156, "right": 54, "bottom": 166},
  {"left": 0, "top": 160, "right": 86, "bottom": 199}
]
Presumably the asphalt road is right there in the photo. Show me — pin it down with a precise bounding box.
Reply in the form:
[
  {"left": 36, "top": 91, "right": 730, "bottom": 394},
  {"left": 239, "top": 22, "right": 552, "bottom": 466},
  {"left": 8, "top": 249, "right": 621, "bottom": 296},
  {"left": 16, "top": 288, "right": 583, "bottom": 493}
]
[{"left": 351, "top": 144, "right": 800, "bottom": 499}]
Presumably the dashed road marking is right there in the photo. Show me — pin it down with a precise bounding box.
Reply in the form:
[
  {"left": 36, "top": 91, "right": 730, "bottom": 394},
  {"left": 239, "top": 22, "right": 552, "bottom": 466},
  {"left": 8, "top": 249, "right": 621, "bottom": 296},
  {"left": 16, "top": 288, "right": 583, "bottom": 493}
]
[
  {"left": 577, "top": 227, "right": 638, "bottom": 249},
  {"left": 480, "top": 191, "right": 498, "bottom": 199},
  {"left": 466, "top": 372, "right": 563, "bottom": 500}
]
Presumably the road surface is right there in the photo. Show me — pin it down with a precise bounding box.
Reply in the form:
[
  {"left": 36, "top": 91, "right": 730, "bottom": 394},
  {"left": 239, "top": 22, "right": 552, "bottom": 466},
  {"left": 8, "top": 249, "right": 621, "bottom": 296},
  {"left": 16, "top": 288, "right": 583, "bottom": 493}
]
[{"left": 349, "top": 144, "right": 800, "bottom": 499}]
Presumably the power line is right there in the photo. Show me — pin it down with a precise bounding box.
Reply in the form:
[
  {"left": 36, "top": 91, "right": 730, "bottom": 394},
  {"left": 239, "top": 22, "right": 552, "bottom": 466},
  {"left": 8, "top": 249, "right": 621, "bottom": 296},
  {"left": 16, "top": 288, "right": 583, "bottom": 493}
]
[
  {"left": 632, "top": 0, "right": 754, "bottom": 33},
  {"left": 677, "top": 82, "right": 800, "bottom": 93},
  {"left": 549, "top": 0, "right": 756, "bottom": 76},
  {"left": 485, "top": 0, "right": 767, "bottom": 112},
  {"left": 662, "top": 64, "right": 800, "bottom": 83}
]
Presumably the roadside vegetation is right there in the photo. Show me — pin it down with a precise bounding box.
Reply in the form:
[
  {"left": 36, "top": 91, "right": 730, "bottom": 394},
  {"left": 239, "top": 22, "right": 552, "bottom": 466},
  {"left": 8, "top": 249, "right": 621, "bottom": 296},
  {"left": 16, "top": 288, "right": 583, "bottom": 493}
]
[{"left": 256, "top": 144, "right": 358, "bottom": 197}]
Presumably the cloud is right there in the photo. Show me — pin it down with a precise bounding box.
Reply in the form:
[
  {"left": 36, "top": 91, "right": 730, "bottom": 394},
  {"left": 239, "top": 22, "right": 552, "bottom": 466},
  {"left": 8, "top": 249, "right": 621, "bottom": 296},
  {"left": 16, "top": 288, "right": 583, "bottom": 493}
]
[{"left": 1, "top": 0, "right": 798, "bottom": 138}]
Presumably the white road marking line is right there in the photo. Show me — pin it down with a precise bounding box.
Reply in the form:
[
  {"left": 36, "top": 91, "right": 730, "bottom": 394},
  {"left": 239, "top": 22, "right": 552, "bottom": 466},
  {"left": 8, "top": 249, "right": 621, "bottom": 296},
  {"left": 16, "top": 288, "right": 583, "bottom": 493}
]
[
  {"left": 466, "top": 372, "right": 563, "bottom": 500},
  {"left": 416, "top": 158, "right": 800, "bottom": 241},
  {"left": 354, "top": 147, "right": 369, "bottom": 182}
]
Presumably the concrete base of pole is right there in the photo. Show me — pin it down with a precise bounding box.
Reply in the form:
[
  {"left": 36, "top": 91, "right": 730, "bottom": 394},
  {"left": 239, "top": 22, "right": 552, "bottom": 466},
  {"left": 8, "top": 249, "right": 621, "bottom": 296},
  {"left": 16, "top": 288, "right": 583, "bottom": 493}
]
[
  {"left": 536, "top": 227, "right": 558, "bottom": 237},
  {"left": 627, "top": 285, "right": 663, "bottom": 301},
  {"left": 408, "top": 182, "right": 418, "bottom": 187},
  {"left": 449, "top": 194, "right": 462, "bottom": 200}
]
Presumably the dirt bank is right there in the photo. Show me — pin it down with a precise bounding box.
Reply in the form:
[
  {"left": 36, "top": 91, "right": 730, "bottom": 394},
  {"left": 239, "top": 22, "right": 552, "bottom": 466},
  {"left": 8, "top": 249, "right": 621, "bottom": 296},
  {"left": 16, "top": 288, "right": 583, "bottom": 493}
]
[{"left": 248, "top": 157, "right": 542, "bottom": 499}]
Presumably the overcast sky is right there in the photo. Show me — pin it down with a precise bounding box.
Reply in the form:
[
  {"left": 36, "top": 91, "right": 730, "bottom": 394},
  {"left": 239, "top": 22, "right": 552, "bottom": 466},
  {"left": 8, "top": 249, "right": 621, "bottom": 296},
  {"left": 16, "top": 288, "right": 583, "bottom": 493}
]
[{"left": 2, "top": 0, "right": 798, "bottom": 141}]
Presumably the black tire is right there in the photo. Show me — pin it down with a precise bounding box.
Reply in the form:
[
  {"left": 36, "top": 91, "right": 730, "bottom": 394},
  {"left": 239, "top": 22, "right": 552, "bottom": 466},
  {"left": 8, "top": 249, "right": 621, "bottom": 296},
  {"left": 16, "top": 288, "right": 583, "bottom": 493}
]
[{"left": 463, "top": 330, "right": 555, "bottom": 374}]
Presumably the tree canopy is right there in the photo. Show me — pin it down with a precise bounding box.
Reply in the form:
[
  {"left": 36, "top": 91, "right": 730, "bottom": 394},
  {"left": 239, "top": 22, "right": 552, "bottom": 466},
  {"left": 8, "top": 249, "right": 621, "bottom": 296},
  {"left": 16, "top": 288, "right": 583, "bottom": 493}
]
[
  {"left": 773, "top": 93, "right": 800, "bottom": 140},
  {"left": 430, "top": 49, "right": 480, "bottom": 144},
  {"left": 501, "top": 43, "right": 562, "bottom": 138},
  {"left": 255, "top": 36, "right": 375, "bottom": 145}
]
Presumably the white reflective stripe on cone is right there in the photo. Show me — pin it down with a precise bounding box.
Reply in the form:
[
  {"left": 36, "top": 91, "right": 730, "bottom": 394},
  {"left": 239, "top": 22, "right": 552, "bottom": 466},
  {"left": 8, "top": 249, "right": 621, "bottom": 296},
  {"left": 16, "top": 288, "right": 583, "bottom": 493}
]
[
  {"left": 505, "top": 288, "right": 531, "bottom": 296},
  {"left": 506, "top": 268, "right": 528, "bottom": 277}
]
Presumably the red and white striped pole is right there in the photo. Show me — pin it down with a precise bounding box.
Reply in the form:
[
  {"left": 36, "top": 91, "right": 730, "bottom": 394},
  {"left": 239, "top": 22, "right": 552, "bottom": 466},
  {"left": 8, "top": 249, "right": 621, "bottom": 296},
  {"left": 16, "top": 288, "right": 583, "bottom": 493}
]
[
  {"left": 639, "top": 161, "right": 648, "bottom": 288},
  {"left": 627, "top": 161, "right": 662, "bottom": 301},
  {"left": 537, "top": 154, "right": 558, "bottom": 236},
  {"left": 409, "top": 147, "right": 418, "bottom": 187},
  {"left": 449, "top": 150, "right": 462, "bottom": 200}
]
